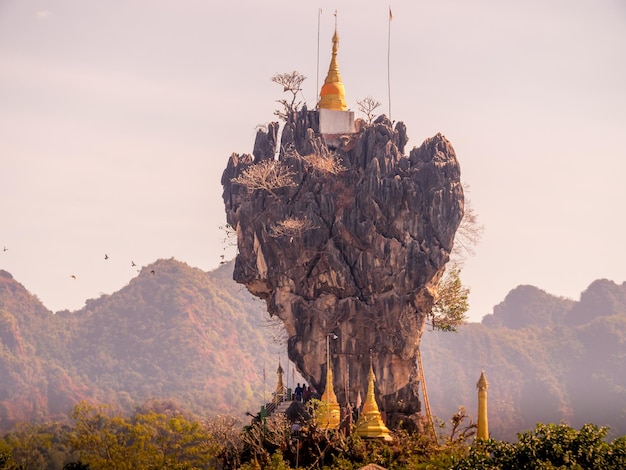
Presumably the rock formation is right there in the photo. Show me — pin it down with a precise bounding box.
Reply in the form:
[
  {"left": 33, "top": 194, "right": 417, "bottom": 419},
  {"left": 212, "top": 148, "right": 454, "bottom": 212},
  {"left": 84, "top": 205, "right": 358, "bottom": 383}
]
[{"left": 221, "top": 109, "right": 464, "bottom": 426}]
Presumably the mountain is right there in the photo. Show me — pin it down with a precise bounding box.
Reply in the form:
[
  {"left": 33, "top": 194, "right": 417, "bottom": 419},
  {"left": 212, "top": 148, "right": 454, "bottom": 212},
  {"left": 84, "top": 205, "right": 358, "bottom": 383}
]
[
  {"left": 1, "top": 262, "right": 625, "bottom": 441},
  {"left": 421, "top": 280, "right": 626, "bottom": 441},
  {"left": 0, "top": 260, "right": 287, "bottom": 432}
]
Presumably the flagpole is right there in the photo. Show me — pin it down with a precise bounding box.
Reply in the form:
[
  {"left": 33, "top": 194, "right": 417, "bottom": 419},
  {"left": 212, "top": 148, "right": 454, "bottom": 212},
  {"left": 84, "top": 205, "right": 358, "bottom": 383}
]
[
  {"left": 316, "top": 8, "right": 322, "bottom": 106},
  {"left": 388, "top": 5, "right": 392, "bottom": 120}
]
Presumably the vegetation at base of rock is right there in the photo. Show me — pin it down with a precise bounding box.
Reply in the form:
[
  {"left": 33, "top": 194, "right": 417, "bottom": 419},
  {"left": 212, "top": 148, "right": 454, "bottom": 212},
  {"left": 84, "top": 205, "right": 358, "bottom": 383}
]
[{"left": 0, "top": 403, "right": 624, "bottom": 470}]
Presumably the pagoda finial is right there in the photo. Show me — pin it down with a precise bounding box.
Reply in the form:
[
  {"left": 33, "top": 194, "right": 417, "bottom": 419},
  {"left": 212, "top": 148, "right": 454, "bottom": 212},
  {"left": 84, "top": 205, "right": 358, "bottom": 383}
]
[
  {"left": 318, "top": 13, "right": 347, "bottom": 111},
  {"left": 355, "top": 352, "right": 392, "bottom": 441}
]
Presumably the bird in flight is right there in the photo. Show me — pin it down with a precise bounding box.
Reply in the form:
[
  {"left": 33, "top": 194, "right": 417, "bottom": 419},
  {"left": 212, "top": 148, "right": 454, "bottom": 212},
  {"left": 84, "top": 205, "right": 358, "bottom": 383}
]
[
  {"left": 2, "top": 246, "right": 7, "bottom": 252},
  {"left": 70, "top": 275, "right": 77, "bottom": 280},
  {"left": 131, "top": 261, "right": 136, "bottom": 267},
  {"left": 150, "top": 270, "right": 155, "bottom": 275},
  {"left": 104, "top": 254, "right": 109, "bottom": 260}
]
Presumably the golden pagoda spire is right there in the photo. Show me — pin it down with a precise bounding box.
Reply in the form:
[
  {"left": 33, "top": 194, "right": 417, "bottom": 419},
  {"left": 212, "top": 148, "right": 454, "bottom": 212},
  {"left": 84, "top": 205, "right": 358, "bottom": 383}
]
[
  {"left": 356, "top": 353, "right": 392, "bottom": 441},
  {"left": 274, "top": 360, "right": 285, "bottom": 402},
  {"left": 316, "top": 334, "right": 341, "bottom": 429},
  {"left": 318, "top": 13, "right": 347, "bottom": 111},
  {"left": 476, "top": 369, "right": 489, "bottom": 440}
]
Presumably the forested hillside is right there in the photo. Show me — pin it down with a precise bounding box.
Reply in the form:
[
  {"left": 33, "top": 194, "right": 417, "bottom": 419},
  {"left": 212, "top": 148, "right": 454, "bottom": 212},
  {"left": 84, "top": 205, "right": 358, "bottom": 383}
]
[
  {"left": 1, "top": 262, "right": 625, "bottom": 441},
  {"left": 0, "top": 260, "right": 286, "bottom": 432},
  {"left": 421, "top": 280, "right": 626, "bottom": 441}
]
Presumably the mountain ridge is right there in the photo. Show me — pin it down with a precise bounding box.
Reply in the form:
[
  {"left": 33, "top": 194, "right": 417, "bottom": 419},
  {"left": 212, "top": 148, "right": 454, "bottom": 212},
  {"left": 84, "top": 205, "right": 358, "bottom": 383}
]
[{"left": 1, "top": 261, "right": 625, "bottom": 440}]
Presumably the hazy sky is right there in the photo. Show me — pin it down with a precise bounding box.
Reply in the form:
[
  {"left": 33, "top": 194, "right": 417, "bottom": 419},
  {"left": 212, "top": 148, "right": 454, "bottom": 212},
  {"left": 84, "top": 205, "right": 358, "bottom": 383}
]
[{"left": 1, "top": 1, "right": 625, "bottom": 322}]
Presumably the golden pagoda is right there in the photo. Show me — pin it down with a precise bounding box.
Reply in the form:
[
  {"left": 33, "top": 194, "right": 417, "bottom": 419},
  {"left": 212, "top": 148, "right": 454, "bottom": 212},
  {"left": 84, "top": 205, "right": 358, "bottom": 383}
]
[
  {"left": 274, "top": 361, "right": 285, "bottom": 403},
  {"left": 317, "top": 16, "right": 355, "bottom": 139},
  {"left": 318, "top": 28, "right": 347, "bottom": 111},
  {"left": 476, "top": 370, "right": 489, "bottom": 440},
  {"left": 316, "top": 338, "right": 341, "bottom": 429},
  {"left": 356, "top": 357, "right": 392, "bottom": 441}
]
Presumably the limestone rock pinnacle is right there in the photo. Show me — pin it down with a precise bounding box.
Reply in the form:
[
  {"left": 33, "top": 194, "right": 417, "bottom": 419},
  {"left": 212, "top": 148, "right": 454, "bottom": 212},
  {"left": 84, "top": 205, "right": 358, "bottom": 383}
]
[{"left": 221, "top": 110, "right": 464, "bottom": 427}]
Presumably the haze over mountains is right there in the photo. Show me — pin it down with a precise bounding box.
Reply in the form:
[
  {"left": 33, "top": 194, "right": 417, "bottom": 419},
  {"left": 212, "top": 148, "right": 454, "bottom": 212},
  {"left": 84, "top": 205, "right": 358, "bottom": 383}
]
[{"left": 1, "top": 259, "right": 625, "bottom": 441}]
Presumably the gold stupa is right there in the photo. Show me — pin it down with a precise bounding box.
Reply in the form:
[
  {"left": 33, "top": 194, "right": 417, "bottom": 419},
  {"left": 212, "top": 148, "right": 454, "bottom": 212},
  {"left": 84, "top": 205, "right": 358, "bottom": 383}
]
[
  {"left": 316, "top": 342, "right": 341, "bottom": 429},
  {"left": 274, "top": 361, "right": 285, "bottom": 402},
  {"left": 356, "top": 358, "right": 392, "bottom": 441},
  {"left": 318, "top": 28, "right": 347, "bottom": 111}
]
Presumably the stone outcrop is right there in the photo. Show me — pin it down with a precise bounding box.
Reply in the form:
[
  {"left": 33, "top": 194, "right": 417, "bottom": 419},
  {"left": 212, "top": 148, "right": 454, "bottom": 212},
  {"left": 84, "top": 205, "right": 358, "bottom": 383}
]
[{"left": 221, "top": 109, "right": 464, "bottom": 426}]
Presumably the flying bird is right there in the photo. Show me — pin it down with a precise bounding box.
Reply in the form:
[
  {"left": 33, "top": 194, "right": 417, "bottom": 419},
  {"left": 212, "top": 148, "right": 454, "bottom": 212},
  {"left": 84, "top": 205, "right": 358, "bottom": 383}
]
[
  {"left": 70, "top": 275, "right": 77, "bottom": 280},
  {"left": 150, "top": 270, "right": 155, "bottom": 275},
  {"left": 2, "top": 246, "right": 7, "bottom": 252},
  {"left": 131, "top": 261, "right": 136, "bottom": 267},
  {"left": 104, "top": 254, "right": 109, "bottom": 260}
]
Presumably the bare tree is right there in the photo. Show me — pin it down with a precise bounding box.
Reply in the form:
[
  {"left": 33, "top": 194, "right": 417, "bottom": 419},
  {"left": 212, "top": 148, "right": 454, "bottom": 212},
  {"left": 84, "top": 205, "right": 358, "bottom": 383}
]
[
  {"left": 356, "top": 96, "right": 382, "bottom": 124},
  {"left": 270, "top": 216, "right": 318, "bottom": 238},
  {"left": 451, "top": 183, "right": 485, "bottom": 266},
  {"left": 230, "top": 160, "right": 297, "bottom": 196},
  {"left": 271, "top": 71, "right": 307, "bottom": 121},
  {"left": 302, "top": 152, "right": 346, "bottom": 175}
]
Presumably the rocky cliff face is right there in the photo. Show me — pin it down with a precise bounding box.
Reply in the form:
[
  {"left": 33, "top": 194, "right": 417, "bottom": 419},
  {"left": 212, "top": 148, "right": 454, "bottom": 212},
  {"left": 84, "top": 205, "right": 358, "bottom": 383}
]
[{"left": 222, "top": 110, "right": 464, "bottom": 425}]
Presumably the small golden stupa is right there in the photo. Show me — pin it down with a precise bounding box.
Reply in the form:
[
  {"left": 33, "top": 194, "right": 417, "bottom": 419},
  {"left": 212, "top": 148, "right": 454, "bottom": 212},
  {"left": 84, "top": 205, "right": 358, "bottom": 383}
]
[
  {"left": 273, "top": 361, "right": 285, "bottom": 403},
  {"left": 476, "top": 370, "right": 489, "bottom": 440},
  {"left": 316, "top": 340, "right": 341, "bottom": 429},
  {"left": 356, "top": 356, "right": 392, "bottom": 441}
]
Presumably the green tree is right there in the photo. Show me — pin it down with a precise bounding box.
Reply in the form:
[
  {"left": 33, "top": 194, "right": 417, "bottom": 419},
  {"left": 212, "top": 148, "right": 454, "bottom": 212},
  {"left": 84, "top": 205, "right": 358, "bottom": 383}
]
[
  {"left": 428, "top": 264, "right": 469, "bottom": 332},
  {"left": 0, "top": 423, "right": 61, "bottom": 470},
  {"left": 66, "top": 401, "right": 222, "bottom": 469},
  {"left": 453, "top": 423, "right": 626, "bottom": 469}
]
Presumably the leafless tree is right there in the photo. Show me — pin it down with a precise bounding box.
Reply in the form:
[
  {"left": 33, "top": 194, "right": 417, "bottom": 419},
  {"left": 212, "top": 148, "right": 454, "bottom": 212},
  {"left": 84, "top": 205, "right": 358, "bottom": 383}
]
[
  {"left": 270, "top": 216, "right": 318, "bottom": 238},
  {"left": 230, "top": 160, "right": 297, "bottom": 196},
  {"left": 271, "top": 71, "right": 307, "bottom": 121},
  {"left": 356, "top": 96, "right": 382, "bottom": 124},
  {"left": 451, "top": 183, "right": 485, "bottom": 266}
]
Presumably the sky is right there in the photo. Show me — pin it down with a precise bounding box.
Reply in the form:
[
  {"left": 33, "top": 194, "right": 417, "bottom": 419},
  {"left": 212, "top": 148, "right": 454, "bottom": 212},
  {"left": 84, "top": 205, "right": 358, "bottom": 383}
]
[{"left": 1, "top": 0, "right": 625, "bottom": 323}]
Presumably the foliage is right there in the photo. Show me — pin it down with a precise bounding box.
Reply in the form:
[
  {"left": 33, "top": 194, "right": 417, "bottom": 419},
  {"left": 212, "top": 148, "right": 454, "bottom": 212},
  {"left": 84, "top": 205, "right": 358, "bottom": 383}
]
[
  {"left": 453, "top": 423, "right": 626, "bottom": 470},
  {"left": 1, "top": 408, "right": 626, "bottom": 469},
  {"left": 429, "top": 264, "right": 469, "bottom": 332},
  {"left": 271, "top": 71, "right": 306, "bottom": 121},
  {"left": 66, "top": 401, "right": 224, "bottom": 469}
]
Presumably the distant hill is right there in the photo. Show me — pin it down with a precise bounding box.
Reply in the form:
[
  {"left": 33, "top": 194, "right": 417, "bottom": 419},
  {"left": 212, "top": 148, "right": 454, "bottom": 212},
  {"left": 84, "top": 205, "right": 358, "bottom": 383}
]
[
  {"left": 1, "top": 263, "right": 625, "bottom": 441},
  {"left": 0, "top": 260, "right": 288, "bottom": 432},
  {"left": 421, "top": 279, "right": 626, "bottom": 441}
]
